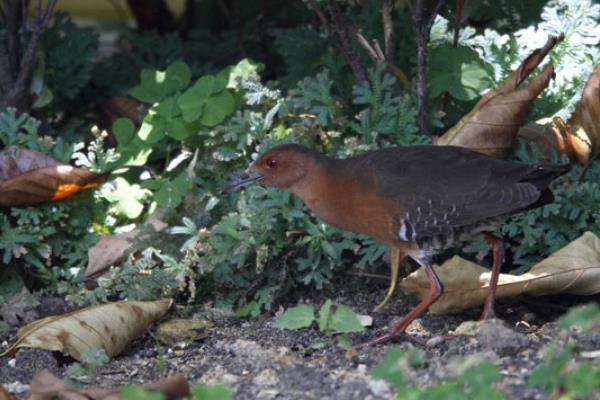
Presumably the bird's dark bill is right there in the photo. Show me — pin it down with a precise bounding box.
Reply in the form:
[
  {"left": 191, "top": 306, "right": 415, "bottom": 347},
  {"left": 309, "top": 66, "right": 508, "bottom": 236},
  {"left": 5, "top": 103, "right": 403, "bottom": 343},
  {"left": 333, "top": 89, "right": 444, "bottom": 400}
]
[{"left": 222, "top": 170, "right": 263, "bottom": 193}]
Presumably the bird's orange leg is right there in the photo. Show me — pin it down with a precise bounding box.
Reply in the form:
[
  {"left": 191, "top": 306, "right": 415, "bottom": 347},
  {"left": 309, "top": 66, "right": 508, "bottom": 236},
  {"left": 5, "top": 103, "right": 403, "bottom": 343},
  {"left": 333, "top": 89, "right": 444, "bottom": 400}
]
[
  {"left": 356, "top": 263, "right": 443, "bottom": 348},
  {"left": 373, "top": 247, "right": 402, "bottom": 312},
  {"left": 480, "top": 233, "right": 504, "bottom": 320}
]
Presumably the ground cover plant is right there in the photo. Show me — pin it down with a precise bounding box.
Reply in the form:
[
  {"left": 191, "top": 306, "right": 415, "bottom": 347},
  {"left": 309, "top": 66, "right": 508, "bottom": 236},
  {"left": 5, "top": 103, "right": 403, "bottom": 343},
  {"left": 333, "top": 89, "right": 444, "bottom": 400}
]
[{"left": 0, "top": 0, "right": 599, "bottom": 398}]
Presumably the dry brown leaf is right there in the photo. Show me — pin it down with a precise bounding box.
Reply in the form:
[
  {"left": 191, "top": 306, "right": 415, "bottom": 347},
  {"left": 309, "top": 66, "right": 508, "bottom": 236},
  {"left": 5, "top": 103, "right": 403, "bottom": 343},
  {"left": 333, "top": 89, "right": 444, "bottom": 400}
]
[
  {"left": 27, "top": 369, "right": 189, "bottom": 400},
  {"left": 0, "top": 147, "right": 108, "bottom": 207},
  {"left": 580, "top": 65, "right": 600, "bottom": 159},
  {"left": 400, "top": 232, "right": 600, "bottom": 314},
  {"left": 0, "top": 299, "right": 173, "bottom": 361},
  {"left": 85, "top": 211, "right": 168, "bottom": 280},
  {"left": 517, "top": 119, "right": 563, "bottom": 161},
  {"left": 156, "top": 318, "right": 214, "bottom": 346},
  {"left": 436, "top": 35, "right": 562, "bottom": 158},
  {"left": 549, "top": 115, "right": 592, "bottom": 164},
  {"left": 0, "top": 385, "right": 16, "bottom": 400}
]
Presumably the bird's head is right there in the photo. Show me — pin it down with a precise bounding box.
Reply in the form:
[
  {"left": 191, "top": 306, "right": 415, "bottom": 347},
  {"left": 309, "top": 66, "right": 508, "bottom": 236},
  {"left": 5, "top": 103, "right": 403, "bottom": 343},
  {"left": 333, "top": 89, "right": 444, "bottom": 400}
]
[{"left": 223, "top": 144, "right": 318, "bottom": 192}]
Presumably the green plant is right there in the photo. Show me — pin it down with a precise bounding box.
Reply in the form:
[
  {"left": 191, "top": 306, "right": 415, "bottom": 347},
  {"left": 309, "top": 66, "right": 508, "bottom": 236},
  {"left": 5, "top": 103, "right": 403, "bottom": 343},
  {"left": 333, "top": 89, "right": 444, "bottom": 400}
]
[
  {"left": 527, "top": 303, "right": 600, "bottom": 399},
  {"left": 120, "top": 385, "right": 164, "bottom": 400},
  {"left": 191, "top": 383, "right": 233, "bottom": 400},
  {"left": 62, "top": 247, "right": 190, "bottom": 306},
  {"left": 65, "top": 348, "right": 110, "bottom": 382},
  {"left": 0, "top": 109, "right": 99, "bottom": 295},
  {"left": 272, "top": 300, "right": 364, "bottom": 348},
  {"left": 42, "top": 13, "right": 98, "bottom": 111},
  {"left": 372, "top": 347, "right": 505, "bottom": 400}
]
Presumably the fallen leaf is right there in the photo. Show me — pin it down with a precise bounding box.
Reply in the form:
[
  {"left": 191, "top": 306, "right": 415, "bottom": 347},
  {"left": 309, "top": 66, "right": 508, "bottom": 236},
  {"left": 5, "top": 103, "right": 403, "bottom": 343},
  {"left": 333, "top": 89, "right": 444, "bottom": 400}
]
[
  {"left": 156, "top": 318, "right": 214, "bottom": 346},
  {"left": 549, "top": 115, "right": 592, "bottom": 164},
  {"left": 84, "top": 210, "right": 168, "bottom": 280},
  {"left": 0, "top": 147, "right": 108, "bottom": 207},
  {"left": 0, "top": 385, "right": 16, "bottom": 400},
  {"left": 27, "top": 369, "right": 189, "bottom": 400},
  {"left": 437, "top": 35, "right": 561, "bottom": 158},
  {"left": 0, "top": 299, "right": 173, "bottom": 361},
  {"left": 400, "top": 232, "right": 600, "bottom": 314}
]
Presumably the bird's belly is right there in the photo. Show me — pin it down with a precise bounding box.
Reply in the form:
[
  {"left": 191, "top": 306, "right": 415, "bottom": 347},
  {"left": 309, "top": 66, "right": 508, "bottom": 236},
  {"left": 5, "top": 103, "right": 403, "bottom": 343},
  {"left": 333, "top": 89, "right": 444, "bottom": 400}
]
[
  {"left": 417, "top": 217, "right": 505, "bottom": 253},
  {"left": 304, "top": 194, "right": 400, "bottom": 245}
]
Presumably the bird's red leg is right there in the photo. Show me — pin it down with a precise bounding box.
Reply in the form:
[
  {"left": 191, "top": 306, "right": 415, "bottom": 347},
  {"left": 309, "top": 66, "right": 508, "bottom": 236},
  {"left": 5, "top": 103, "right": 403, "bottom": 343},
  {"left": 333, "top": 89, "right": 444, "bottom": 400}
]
[
  {"left": 480, "top": 233, "right": 504, "bottom": 320},
  {"left": 356, "top": 263, "right": 443, "bottom": 348}
]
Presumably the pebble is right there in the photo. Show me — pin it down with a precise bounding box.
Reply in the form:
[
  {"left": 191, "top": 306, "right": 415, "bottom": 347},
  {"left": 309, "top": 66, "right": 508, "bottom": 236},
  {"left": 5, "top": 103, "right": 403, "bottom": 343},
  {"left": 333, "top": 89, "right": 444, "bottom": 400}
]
[
  {"left": 367, "top": 379, "right": 393, "bottom": 398},
  {"left": 477, "top": 323, "right": 530, "bottom": 357},
  {"left": 426, "top": 336, "right": 445, "bottom": 347}
]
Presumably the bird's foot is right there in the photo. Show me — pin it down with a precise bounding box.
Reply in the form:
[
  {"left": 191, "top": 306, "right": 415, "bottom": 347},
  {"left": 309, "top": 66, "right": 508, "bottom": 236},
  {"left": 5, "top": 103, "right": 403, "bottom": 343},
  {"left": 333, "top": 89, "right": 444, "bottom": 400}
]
[
  {"left": 354, "top": 331, "right": 427, "bottom": 349},
  {"left": 479, "top": 306, "right": 496, "bottom": 321}
]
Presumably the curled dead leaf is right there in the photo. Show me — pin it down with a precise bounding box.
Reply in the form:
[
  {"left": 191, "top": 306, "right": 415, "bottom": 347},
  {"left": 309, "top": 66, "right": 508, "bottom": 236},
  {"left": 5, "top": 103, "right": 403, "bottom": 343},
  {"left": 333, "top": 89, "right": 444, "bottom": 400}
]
[
  {"left": 400, "top": 232, "right": 600, "bottom": 314},
  {"left": 157, "top": 318, "right": 214, "bottom": 346},
  {"left": 0, "top": 147, "right": 108, "bottom": 207},
  {"left": 0, "top": 299, "right": 173, "bottom": 361},
  {"left": 437, "top": 35, "right": 562, "bottom": 158},
  {"left": 550, "top": 116, "right": 592, "bottom": 164},
  {"left": 580, "top": 65, "right": 600, "bottom": 159},
  {"left": 27, "top": 369, "right": 190, "bottom": 400}
]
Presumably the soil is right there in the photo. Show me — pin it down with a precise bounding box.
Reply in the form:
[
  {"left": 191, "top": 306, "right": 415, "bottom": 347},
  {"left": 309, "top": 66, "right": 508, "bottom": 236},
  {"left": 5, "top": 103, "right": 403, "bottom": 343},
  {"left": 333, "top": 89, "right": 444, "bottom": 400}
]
[{"left": 1, "top": 275, "right": 599, "bottom": 399}]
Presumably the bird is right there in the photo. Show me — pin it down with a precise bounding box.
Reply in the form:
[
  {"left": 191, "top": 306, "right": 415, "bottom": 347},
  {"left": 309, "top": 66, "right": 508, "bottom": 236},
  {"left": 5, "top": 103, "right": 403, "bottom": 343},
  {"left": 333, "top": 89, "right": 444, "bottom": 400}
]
[{"left": 225, "top": 143, "right": 569, "bottom": 346}]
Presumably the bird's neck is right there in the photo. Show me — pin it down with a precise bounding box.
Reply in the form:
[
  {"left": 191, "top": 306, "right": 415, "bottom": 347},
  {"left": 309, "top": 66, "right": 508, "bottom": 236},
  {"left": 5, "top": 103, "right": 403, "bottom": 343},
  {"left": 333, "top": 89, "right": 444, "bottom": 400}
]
[{"left": 288, "top": 155, "right": 350, "bottom": 225}]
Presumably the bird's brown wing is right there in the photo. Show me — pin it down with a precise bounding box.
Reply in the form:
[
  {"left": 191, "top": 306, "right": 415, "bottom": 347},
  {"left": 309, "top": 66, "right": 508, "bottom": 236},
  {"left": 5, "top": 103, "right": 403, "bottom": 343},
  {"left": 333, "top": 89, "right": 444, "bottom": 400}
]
[{"left": 353, "top": 145, "right": 543, "bottom": 240}]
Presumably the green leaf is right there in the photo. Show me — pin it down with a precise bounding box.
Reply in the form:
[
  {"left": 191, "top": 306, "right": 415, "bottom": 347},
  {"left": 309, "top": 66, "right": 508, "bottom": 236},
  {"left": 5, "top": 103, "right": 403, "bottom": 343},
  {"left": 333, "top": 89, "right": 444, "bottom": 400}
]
[
  {"left": 565, "top": 362, "right": 600, "bottom": 398},
  {"left": 428, "top": 43, "right": 494, "bottom": 101},
  {"left": 138, "top": 117, "right": 165, "bottom": 144},
  {"left": 178, "top": 75, "right": 216, "bottom": 122},
  {"left": 371, "top": 347, "right": 406, "bottom": 390},
  {"left": 121, "top": 385, "right": 164, "bottom": 400},
  {"left": 236, "top": 301, "right": 261, "bottom": 317},
  {"left": 130, "top": 60, "right": 190, "bottom": 103},
  {"left": 273, "top": 304, "right": 315, "bottom": 330},
  {"left": 165, "top": 116, "right": 196, "bottom": 140},
  {"left": 154, "top": 173, "right": 190, "bottom": 209},
  {"left": 102, "top": 177, "right": 150, "bottom": 219},
  {"left": 459, "top": 362, "right": 504, "bottom": 399},
  {"left": 166, "top": 60, "right": 191, "bottom": 92},
  {"left": 112, "top": 118, "right": 135, "bottom": 147},
  {"left": 317, "top": 299, "right": 332, "bottom": 332},
  {"left": 0, "top": 322, "right": 10, "bottom": 334},
  {"left": 192, "top": 383, "right": 232, "bottom": 400},
  {"left": 200, "top": 91, "right": 235, "bottom": 127},
  {"left": 330, "top": 305, "right": 364, "bottom": 333},
  {"left": 558, "top": 303, "right": 600, "bottom": 332},
  {"left": 226, "top": 58, "right": 262, "bottom": 88},
  {"left": 528, "top": 347, "right": 571, "bottom": 394}
]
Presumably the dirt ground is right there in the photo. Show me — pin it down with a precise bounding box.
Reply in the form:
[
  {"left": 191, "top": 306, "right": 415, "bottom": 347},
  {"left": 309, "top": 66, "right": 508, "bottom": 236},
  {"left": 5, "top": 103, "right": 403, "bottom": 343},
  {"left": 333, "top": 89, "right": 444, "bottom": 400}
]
[{"left": 1, "top": 275, "right": 599, "bottom": 400}]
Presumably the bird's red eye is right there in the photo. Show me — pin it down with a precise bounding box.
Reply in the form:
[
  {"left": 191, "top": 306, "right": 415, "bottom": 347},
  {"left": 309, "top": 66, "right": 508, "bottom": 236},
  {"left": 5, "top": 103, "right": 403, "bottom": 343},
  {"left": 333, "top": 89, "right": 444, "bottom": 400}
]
[{"left": 266, "top": 158, "right": 278, "bottom": 168}]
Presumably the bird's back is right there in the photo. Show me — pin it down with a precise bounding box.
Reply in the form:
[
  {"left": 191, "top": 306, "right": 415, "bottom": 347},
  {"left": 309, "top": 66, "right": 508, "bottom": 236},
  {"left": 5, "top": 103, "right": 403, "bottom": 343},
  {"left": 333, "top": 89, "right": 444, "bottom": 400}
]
[{"left": 334, "top": 145, "right": 568, "bottom": 252}]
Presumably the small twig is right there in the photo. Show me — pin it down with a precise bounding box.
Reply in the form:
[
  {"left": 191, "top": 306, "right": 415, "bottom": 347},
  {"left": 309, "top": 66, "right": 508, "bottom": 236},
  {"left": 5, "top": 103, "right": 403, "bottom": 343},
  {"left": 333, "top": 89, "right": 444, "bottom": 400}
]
[
  {"left": 355, "top": 32, "right": 410, "bottom": 91},
  {"left": 0, "top": 0, "right": 56, "bottom": 111},
  {"left": 372, "top": 39, "right": 385, "bottom": 60},
  {"left": 411, "top": 0, "right": 446, "bottom": 136},
  {"left": 326, "top": 0, "right": 368, "bottom": 82},
  {"left": 453, "top": 0, "right": 463, "bottom": 48},
  {"left": 381, "top": 0, "right": 395, "bottom": 63}
]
